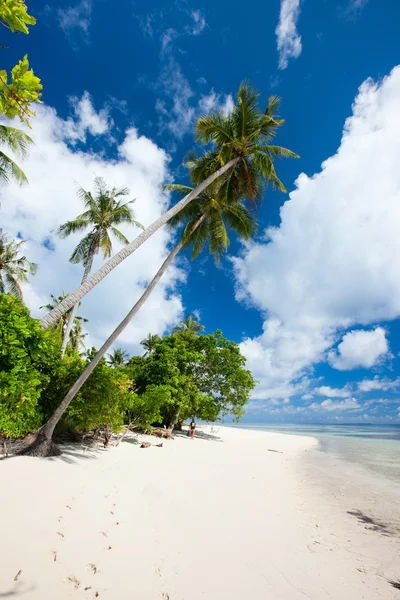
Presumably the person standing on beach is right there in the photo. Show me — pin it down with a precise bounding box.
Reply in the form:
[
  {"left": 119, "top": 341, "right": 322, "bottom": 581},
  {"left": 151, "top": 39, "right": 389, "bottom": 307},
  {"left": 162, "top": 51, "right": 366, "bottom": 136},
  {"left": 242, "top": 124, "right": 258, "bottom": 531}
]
[{"left": 190, "top": 418, "right": 196, "bottom": 439}]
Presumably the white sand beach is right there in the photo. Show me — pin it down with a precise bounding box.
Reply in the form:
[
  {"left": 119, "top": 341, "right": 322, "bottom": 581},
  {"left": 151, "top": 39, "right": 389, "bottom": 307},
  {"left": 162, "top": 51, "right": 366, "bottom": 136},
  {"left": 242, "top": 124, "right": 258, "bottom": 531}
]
[{"left": 1, "top": 426, "right": 399, "bottom": 599}]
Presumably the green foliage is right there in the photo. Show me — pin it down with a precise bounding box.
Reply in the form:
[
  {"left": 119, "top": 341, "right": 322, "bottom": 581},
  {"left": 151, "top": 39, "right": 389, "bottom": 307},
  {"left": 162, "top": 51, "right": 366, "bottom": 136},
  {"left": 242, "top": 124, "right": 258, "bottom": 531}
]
[
  {"left": 0, "top": 296, "right": 254, "bottom": 439},
  {"left": 40, "top": 292, "right": 88, "bottom": 353},
  {"left": 0, "top": 3, "right": 42, "bottom": 126},
  {"left": 39, "top": 350, "right": 133, "bottom": 433},
  {"left": 0, "top": 295, "right": 60, "bottom": 437},
  {"left": 0, "top": 0, "right": 35, "bottom": 34},
  {"left": 132, "top": 330, "right": 255, "bottom": 426},
  {"left": 0, "top": 55, "right": 42, "bottom": 126}
]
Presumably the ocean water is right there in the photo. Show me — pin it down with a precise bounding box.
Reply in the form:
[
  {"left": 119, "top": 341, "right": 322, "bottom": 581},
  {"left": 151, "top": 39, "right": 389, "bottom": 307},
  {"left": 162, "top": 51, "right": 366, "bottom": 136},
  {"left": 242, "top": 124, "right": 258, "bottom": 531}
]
[{"left": 228, "top": 423, "right": 400, "bottom": 483}]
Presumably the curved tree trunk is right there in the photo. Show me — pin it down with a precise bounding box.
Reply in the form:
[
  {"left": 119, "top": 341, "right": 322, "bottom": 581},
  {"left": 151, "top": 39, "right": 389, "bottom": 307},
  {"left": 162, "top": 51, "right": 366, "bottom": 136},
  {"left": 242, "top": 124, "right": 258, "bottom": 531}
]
[
  {"left": 60, "top": 255, "right": 94, "bottom": 358},
  {"left": 167, "top": 407, "right": 181, "bottom": 432},
  {"left": 21, "top": 215, "right": 206, "bottom": 456},
  {"left": 41, "top": 158, "right": 238, "bottom": 330}
]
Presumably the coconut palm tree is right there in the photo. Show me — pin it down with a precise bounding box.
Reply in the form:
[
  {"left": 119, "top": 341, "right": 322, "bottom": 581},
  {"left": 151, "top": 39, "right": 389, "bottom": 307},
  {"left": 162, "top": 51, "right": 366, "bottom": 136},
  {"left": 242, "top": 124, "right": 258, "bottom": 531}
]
[
  {"left": 140, "top": 333, "right": 161, "bottom": 357},
  {"left": 174, "top": 315, "right": 205, "bottom": 336},
  {"left": 69, "top": 319, "right": 88, "bottom": 355},
  {"left": 0, "top": 231, "right": 37, "bottom": 297},
  {"left": 0, "top": 125, "right": 33, "bottom": 186},
  {"left": 107, "top": 348, "right": 129, "bottom": 367},
  {"left": 40, "top": 293, "right": 88, "bottom": 352},
  {"left": 41, "top": 82, "right": 298, "bottom": 330},
  {"left": 22, "top": 180, "right": 259, "bottom": 456},
  {"left": 58, "top": 177, "right": 143, "bottom": 357}
]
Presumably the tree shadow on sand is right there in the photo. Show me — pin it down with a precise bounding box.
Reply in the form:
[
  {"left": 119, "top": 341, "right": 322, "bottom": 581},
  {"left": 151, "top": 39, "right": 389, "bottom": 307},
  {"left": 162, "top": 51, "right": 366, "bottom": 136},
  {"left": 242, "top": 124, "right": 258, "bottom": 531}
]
[
  {"left": 0, "top": 583, "right": 36, "bottom": 597},
  {"left": 173, "top": 429, "right": 223, "bottom": 442},
  {"left": 347, "top": 509, "right": 394, "bottom": 536}
]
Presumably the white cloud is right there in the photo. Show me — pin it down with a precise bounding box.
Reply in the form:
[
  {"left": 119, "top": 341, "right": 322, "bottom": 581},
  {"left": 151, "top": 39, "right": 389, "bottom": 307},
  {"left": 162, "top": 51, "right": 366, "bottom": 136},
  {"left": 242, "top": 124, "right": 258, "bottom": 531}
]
[
  {"left": 198, "top": 90, "right": 234, "bottom": 116},
  {"left": 57, "top": 0, "right": 92, "bottom": 42},
  {"left": 275, "top": 0, "right": 302, "bottom": 70},
  {"left": 63, "top": 92, "right": 112, "bottom": 143},
  {"left": 309, "top": 398, "right": 361, "bottom": 412},
  {"left": 0, "top": 95, "right": 185, "bottom": 355},
  {"left": 328, "top": 327, "right": 388, "bottom": 371},
  {"left": 156, "top": 57, "right": 196, "bottom": 139},
  {"left": 233, "top": 66, "right": 400, "bottom": 403},
  {"left": 357, "top": 376, "right": 400, "bottom": 393},
  {"left": 316, "top": 386, "right": 350, "bottom": 398}
]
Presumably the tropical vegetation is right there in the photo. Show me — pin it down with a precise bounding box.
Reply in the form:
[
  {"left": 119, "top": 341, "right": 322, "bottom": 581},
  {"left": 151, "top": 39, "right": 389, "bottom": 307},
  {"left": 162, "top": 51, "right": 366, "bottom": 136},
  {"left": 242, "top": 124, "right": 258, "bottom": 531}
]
[
  {"left": 0, "top": 47, "right": 298, "bottom": 457},
  {"left": 0, "top": 294, "right": 255, "bottom": 454}
]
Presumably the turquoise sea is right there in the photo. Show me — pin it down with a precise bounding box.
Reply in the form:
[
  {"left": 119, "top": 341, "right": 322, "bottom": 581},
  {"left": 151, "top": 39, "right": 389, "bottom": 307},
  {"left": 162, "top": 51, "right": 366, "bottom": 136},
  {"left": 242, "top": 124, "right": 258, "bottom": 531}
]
[{"left": 228, "top": 423, "right": 400, "bottom": 483}]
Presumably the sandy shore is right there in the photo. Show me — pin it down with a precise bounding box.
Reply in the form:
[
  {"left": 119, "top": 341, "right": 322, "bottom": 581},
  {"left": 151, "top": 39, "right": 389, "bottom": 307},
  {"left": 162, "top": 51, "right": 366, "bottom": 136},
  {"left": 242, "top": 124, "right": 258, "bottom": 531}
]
[{"left": 1, "top": 426, "right": 399, "bottom": 599}]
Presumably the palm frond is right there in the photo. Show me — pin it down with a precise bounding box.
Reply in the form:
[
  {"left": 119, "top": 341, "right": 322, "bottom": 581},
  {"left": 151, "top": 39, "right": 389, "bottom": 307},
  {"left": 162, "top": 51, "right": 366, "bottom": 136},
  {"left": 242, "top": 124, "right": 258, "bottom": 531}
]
[
  {"left": 109, "top": 226, "right": 129, "bottom": 245},
  {"left": 0, "top": 125, "right": 33, "bottom": 157},
  {"left": 69, "top": 233, "right": 97, "bottom": 264},
  {"left": 0, "top": 151, "right": 28, "bottom": 185}
]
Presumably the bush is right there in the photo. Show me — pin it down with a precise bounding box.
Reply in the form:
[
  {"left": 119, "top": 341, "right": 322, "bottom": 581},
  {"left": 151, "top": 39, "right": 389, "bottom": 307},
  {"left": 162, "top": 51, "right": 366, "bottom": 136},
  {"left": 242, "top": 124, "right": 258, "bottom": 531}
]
[{"left": 0, "top": 294, "right": 60, "bottom": 437}]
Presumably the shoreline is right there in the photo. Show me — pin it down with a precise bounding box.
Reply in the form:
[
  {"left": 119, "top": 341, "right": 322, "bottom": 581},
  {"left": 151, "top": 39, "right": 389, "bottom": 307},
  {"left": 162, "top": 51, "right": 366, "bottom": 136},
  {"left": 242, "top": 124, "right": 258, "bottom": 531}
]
[{"left": 1, "top": 425, "right": 399, "bottom": 599}]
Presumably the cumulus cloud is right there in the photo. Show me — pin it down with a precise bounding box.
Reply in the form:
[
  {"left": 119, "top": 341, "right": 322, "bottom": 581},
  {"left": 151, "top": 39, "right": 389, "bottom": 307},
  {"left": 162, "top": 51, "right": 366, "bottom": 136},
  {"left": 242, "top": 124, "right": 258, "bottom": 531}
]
[
  {"left": 358, "top": 376, "right": 400, "bottom": 393},
  {"left": 316, "top": 386, "right": 350, "bottom": 398},
  {"left": 0, "top": 95, "right": 185, "bottom": 355},
  {"left": 309, "top": 398, "right": 361, "bottom": 412},
  {"left": 328, "top": 327, "right": 389, "bottom": 371},
  {"left": 233, "top": 66, "right": 400, "bottom": 407},
  {"left": 275, "top": 0, "right": 302, "bottom": 69}
]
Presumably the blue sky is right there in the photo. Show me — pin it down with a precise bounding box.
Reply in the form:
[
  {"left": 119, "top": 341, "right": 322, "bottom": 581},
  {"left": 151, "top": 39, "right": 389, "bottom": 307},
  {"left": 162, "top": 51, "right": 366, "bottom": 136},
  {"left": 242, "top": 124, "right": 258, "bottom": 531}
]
[{"left": 2, "top": 0, "right": 400, "bottom": 423}]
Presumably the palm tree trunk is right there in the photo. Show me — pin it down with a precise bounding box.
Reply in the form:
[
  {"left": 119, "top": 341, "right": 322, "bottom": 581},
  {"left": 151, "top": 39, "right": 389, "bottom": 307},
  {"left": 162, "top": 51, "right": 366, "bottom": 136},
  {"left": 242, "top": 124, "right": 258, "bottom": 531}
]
[
  {"left": 60, "top": 255, "right": 94, "bottom": 358},
  {"left": 21, "top": 216, "right": 206, "bottom": 457},
  {"left": 41, "top": 158, "right": 238, "bottom": 330}
]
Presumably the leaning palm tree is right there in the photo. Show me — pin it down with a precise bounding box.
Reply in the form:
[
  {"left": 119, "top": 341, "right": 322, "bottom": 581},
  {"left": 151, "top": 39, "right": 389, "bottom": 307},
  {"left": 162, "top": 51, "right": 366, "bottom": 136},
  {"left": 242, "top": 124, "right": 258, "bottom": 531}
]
[
  {"left": 0, "top": 125, "right": 33, "bottom": 186},
  {"left": 140, "top": 333, "right": 161, "bottom": 357},
  {"left": 174, "top": 315, "right": 205, "bottom": 336},
  {"left": 0, "top": 231, "right": 37, "bottom": 297},
  {"left": 58, "top": 177, "right": 143, "bottom": 357},
  {"left": 22, "top": 180, "right": 259, "bottom": 456},
  {"left": 41, "top": 82, "right": 298, "bottom": 330},
  {"left": 107, "top": 347, "right": 129, "bottom": 367}
]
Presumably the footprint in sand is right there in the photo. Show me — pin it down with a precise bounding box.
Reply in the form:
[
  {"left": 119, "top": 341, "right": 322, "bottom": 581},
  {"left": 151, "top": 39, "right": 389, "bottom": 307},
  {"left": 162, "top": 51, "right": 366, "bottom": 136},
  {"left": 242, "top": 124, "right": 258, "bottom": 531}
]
[
  {"left": 56, "top": 531, "right": 65, "bottom": 539},
  {"left": 87, "top": 563, "right": 99, "bottom": 575},
  {"left": 65, "top": 575, "right": 80, "bottom": 589}
]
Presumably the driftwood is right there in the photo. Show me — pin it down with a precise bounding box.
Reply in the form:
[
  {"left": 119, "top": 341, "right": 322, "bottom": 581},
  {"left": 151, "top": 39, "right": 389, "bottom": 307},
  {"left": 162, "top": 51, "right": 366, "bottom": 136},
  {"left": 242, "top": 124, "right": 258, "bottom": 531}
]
[
  {"left": 140, "top": 442, "right": 164, "bottom": 449},
  {"left": 151, "top": 427, "right": 174, "bottom": 439}
]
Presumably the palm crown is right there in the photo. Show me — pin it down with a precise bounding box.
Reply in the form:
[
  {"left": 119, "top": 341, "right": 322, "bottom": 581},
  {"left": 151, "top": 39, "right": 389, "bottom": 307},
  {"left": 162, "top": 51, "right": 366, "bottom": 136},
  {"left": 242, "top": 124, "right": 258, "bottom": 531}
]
[
  {"left": 165, "top": 178, "right": 258, "bottom": 262},
  {"left": 191, "top": 82, "right": 298, "bottom": 203},
  {"left": 107, "top": 347, "right": 129, "bottom": 367},
  {"left": 141, "top": 333, "right": 161, "bottom": 357},
  {"left": 0, "top": 231, "right": 37, "bottom": 297},
  {"left": 58, "top": 177, "right": 144, "bottom": 267},
  {"left": 173, "top": 315, "right": 205, "bottom": 335}
]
